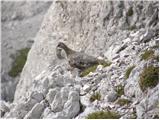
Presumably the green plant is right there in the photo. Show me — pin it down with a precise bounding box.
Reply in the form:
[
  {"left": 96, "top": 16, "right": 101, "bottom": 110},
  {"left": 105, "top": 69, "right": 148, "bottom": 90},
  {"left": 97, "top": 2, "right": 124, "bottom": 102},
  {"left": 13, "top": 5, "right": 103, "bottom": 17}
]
[
  {"left": 86, "top": 110, "right": 120, "bottom": 119},
  {"left": 8, "top": 48, "right": 30, "bottom": 77},
  {"left": 128, "top": 25, "right": 137, "bottom": 31},
  {"left": 139, "top": 65, "right": 159, "bottom": 92},
  {"left": 141, "top": 50, "right": 155, "bottom": 60},
  {"left": 80, "top": 61, "right": 111, "bottom": 77},
  {"left": 127, "top": 7, "right": 133, "bottom": 16},
  {"left": 80, "top": 64, "right": 98, "bottom": 77},
  {"left": 125, "top": 65, "right": 135, "bottom": 79},
  {"left": 116, "top": 98, "right": 131, "bottom": 106},
  {"left": 90, "top": 92, "right": 101, "bottom": 102},
  {"left": 98, "top": 60, "right": 112, "bottom": 67},
  {"left": 115, "top": 84, "right": 124, "bottom": 97}
]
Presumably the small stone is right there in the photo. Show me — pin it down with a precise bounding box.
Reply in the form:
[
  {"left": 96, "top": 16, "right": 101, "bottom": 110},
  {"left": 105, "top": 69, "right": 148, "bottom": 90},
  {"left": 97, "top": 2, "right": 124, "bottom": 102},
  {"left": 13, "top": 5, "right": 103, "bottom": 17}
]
[
  {"left": 112, "top": 54, "right": 120, "bottom": 60},
  {"left": 105, "top": 90, "right": 118, "bottom": 102},
  {"left": 80, "top": 95, "right": 90, "bottom": 107},
  {"left": 30, "top": 91, "right": 44, "bottom": 103},
  {"left": 130, "top": 31, "right": 139, "bottom": 37},
  {"left": 83, "top": 84, "right": 91, "bottom": 92},
  {"left": 96, "top": 65, "right": 103, "bottom": 71},
  {"left": 41, "top": 107, "right": 52, "bottom": 118}
]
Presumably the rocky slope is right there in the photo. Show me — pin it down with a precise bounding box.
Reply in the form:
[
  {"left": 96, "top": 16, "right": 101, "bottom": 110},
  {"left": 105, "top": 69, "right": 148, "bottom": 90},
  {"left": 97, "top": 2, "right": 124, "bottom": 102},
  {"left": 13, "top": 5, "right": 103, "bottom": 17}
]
[
  {"left": 1, "top": 1, "right": 159, "bottom": 119},
  {"left": 1, "top": 1, "right": 52, "bottom": 102}
]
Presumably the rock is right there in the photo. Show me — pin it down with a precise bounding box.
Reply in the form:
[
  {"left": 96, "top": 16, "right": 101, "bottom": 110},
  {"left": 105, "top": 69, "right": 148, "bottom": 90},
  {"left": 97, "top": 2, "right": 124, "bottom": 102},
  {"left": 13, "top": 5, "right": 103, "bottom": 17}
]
[
  {"left": 4, "top": 1, "right": 159, "bottom": 119},
  {"left": 136, "top": 85, "right": 159, "bottom": 119},
  {"left": 51, "top": 91, "right": 63, "bottom": 112},
  {"left": 82, "top": 84, "right": 91, "bottom": 92},
  {"left": 130, "top": 31, "right": 139, "bottom": 37},
  {"left": 30, "top": 91, "right": 44, "bottom": 102},
  {"left": 80, "top": 94, "right": 91, "bottom": 107},
  {"left": 46, "top": 88, "right": 60, "bottom": 104},
  {"left": 1, "top": 1, "right": 52, "bottom": 102},
  {"left": 63, "top": 91, "right": 80, "bottom": 118},
  {"left": 124, "top": 66, "right": 143, "bottom": 99},
  {"left": 60, "top": 87, "right": 70, "bottom": 105},
  {"left": 41, "top": 107, "right": 52, "bottom": 118},
  {"left": 5, "top": 103, "right": 28, "bottom": 118},
  {"left": 96, "top": 65, "right": 103, "bottom": 71},
  {"left": 24, "top": 102, "right": 45, "bottom": 119},
  {"left": 140, "top": 29, "right": 156, "bottom": 43},
  {"left": 75, "top": 106, "right": 98, "bottom": 119},
  {"left": 105, "top": 90, "right": 118, "bottom": 102},
  {"left": 0, "top": 101, "right": 10, "bottom": 117}
]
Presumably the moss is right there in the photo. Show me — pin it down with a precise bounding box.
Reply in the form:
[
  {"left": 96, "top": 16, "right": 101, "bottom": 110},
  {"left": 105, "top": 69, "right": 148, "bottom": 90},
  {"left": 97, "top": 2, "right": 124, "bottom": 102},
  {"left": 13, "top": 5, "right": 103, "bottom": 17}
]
[
  {"left": 80, "top": 60, "right": 111, "bottom": 77},
  {"left": 80, "top": 64, "right": 98, "bottom": 77},
  {"left": 125, "top": 65, "right": 135, "bottom": 79},
  {"left": 90, "top": 92, "right": 101, "bottom": 102},
  {"left": 141, "top": 50, "right": 155, "bottom": 60},
  {"left": 128, "top": 25, "right": 137, "bottom": 31},
  {"left": 116, "top": 98, "right": 131, "bottom": 106},
  {"left": 99, "top": 60, "right": 112, "bottom": 67},
  {"left": 8, "top": 48, "right": 30, "bottom": 77},
  {"left": 86, "top": 110, "right": 120, "bottom": 119},
  {"left": 139, "top": 65, "right": 159, "bottom": 92},
  {"left": 115, "top": 84, "right": 124, "bottom": 97},
  {"left": 127, "top": 7, "right": 133, "bottom": 16}
]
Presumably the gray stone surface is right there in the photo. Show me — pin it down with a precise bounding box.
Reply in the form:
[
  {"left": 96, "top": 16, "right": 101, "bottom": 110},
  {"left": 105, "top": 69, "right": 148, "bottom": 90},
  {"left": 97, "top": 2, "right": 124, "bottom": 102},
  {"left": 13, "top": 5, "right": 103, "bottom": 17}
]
[
  {"left": 1, "top": 1, "right": 52, "bottom": 102},
  {"left": 3, "top": 1, "right": 159, "bottom": 119},
  {"left": 24, "top": 102, "right": 45, "bottom": 119}
]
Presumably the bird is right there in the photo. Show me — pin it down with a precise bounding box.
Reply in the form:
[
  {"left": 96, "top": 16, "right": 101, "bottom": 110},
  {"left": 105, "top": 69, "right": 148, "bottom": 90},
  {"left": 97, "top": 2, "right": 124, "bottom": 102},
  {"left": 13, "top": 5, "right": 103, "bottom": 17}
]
[{"left": 56, "top": 42, "right": 103, "bottom": 71}]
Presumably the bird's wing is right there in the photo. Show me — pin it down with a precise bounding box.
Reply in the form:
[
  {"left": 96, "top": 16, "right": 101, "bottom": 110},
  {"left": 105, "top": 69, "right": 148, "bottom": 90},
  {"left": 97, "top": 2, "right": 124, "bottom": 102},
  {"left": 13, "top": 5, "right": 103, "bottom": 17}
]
[{"left": 68, "top": 52, "right": 98, "bottom": 70}]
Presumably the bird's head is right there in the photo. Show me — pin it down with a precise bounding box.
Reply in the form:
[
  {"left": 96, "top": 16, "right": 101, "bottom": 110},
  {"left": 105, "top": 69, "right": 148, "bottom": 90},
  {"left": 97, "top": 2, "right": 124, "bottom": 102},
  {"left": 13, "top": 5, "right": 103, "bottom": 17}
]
[{"left": 57, "top": 42, "right": 67, "bottom": 49}]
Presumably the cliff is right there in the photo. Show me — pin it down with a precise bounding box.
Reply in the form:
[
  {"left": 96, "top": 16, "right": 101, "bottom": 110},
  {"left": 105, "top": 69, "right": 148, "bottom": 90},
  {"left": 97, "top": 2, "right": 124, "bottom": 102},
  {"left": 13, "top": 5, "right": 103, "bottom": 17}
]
[{"left": 2, "top": 1, "right": 159, "bottom": 119}]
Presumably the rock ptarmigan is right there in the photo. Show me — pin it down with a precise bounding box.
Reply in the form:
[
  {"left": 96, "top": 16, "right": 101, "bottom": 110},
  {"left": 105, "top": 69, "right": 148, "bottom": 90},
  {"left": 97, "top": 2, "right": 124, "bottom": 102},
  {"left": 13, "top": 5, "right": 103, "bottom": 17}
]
[{"left": 56, "top": 42, "right": 100, "bottom": 70}]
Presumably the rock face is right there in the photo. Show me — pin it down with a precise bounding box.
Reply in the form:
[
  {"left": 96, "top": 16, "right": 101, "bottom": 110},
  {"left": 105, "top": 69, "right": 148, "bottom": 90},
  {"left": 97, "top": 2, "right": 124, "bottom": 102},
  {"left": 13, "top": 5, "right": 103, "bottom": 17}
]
[
  {"left": 1, "top": 1, "right": 52, "bottom": 102},
  {"left": 3, "top": 1, "right": 159, "bottom": 119}
]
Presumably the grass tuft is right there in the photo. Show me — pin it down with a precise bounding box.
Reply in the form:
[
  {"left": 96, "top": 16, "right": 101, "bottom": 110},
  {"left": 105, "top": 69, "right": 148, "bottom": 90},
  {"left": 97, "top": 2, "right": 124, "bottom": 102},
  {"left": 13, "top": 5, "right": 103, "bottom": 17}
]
[
  {"left": 116, "top": 98, "right": 131, "bottom": 106},
  {"left": 90, "top": 92, "right": 101, "bottom": 102},
  {"left": 80, "top": 60, "right": 111, "bottom": 77},
  {"left": 8, "top": 48, "right": 30, "bottom": 77},
  {"left": 125, "top": 65, "right": 135, "bottom": 79},
  {"left": 139, "top": 65, "right": 159, "bottom": 92},
  {"left": 80, "top": 64, "right": 98, "bottom": 77},
  {"left": 128, "top": 25, "right": 137, "bottom": 31},
  {"left": 115, "top": 84, "right": 124, "bottom": 97},
  {"left": 141, "top": 50, "right": 155, "bottom": 60},
  {"left": 127, "top": 7, "right": 133, "bottom": 16},
  {"left": 86, "top": 110, "right": 120, "bottom": 119}
]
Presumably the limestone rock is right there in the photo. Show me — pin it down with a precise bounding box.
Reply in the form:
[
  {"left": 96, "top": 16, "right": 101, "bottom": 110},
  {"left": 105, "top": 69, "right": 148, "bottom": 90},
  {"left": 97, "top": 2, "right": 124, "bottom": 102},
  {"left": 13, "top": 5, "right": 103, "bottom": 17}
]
[
  {"left": 105, "top": 90, "right": 118, "bottom": 102},
  {"left": 24, "top": 102, "right": 45, "bottom": 119},
  {"left": 63, "top": 91, "right": 80, "bottom": 118},
  {"left": 4, "top": 1, "right": 159, "bottom": 119},
  {"left": 51, "top": 91, "right": 63, "bottom": 112},
  {"left": 14, "top": 1, "right": 159, "bottom": 101},
  {"left": 0, "top": 101, "right": 10, "bottom": 117},
  {"left": 46, "top": 88, "right": 60, "bottom": 104}
]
